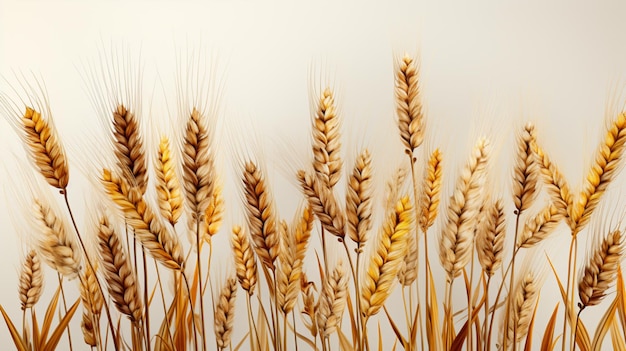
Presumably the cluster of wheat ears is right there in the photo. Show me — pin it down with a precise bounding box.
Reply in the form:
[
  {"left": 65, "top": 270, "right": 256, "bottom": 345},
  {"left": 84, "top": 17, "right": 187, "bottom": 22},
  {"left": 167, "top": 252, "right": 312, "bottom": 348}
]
[{"left": 0, "top": 51, "right": 626, "bottom": 351}]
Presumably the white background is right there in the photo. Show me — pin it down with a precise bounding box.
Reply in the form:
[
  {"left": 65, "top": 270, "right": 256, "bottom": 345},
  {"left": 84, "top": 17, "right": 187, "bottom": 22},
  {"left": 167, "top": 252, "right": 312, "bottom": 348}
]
[{"left": 2, "top": 0, "right": 626, "bottom": 349}]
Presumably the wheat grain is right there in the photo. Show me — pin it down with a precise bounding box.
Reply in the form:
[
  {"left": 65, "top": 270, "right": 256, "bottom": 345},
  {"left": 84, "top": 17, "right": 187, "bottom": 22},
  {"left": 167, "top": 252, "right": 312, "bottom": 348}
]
[
  {"left": 579, "top": 229, "right": 623, "bottom": 308},
  {"left": 440, "top": 138, "right": 490, "bottom": 281},
  {"left": 346, "top": 148, "right": 373, "bottom": 248},
  {"left": 513, "top": 123, "right": 539, "bottom": 213},
  {"left": 312, "top": 87, "right": 342, "bottom": 187},
  {"left": 214, "top": 277, "right": 237, "bottom": 350},
  {"left": 570, "top": 113, "right": 626, "bottom": 235},
  {"left": 97, "top": 215, "right": 143, "bottom": 323},
  {"left": 242, "top": 161, "right": 279, "bottom": 271},
  {"left": 517, "top": 203, "right": 564, "bottom": 248},
  {"left": 298, "top": 170, "right": 345, "bottom": 238},
  {"left": 102, "top": 168, "right": 184, "bottom": 270},
  {"left": 231, "top": 225, "right": 258, "bottom": 295},
  {"left": 155, "top": 135, "right": 183, "bottom": 226},
  {"left": 395, "top": 54, "right": 424, "bottom": 153},
  {"left": 419, "top": 148, "right": 443, "bottom": 232},
  {"left": 317, "top": 262, "right": 348, "bottom": 337},
  {"left": 476, "top": 198, "right": 506, "bottom": 276},
  {"left": 33, "top": 198, "right": 82, "bottom": 278},
  {"left": 18, "top": 249, "right": 44, "bottom": 310},
  {"left": 361, "top": 196, "right": 412, "bottom": 318},
  {"left": 111, "top": 104, "right": 148, "bottom": 194}
]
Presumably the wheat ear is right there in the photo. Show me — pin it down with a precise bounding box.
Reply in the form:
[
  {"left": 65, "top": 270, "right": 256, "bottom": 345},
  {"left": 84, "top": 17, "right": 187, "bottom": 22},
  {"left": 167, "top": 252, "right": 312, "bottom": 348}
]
[
  {"left": 570, "top": 113, "right": 626, "bottom": 235},
  {"left": 21, "top": 107, "right": 69, "bottom": 190},
  {"left": 298, "top": 170, "right": 345, "bottom": 238},
  {"left": 317, "top": 262, "right": 349, "bottom": 337},
  {"left": 214, "top": 277, "right": 237, "bottom": 350},
  {"left": 79, "top": 263, "right": 103, "bottom": 347},
  {"left": 399, "top": 234, "right": 419, "bottom": 286},
  {"left": 513, "top": 123, "right": 539, "bottom": 213},
  {"left": 203, "top": 183, "right": 224, "bottom": 242},
  {"left": 33, "top": 198, "right": 82, "bottom": 278},
  {"left": 81, "top": 311, "right": 97, "bottom": 347},
  {"left": 277, "top": 220, "right": 302, "bottom": 314},
  {"left": 312, "top": 87, "right": 342, "bottom": 188},
  {"left": 440, "top": 138, "right": 490, "bottom": 280},
  {"left": 231, "top": 225, "right": 258, "bottom": 295},
  {"left": 182, "top": 107, "right": 215, "bottom": 222},
  {"left": 579, "top": 229, "right": 623, "bottom": 308},
  {"left": 155, "top": 135, "right": 183, "bottom": 226},
  {"left": 476, "top": 198, "right": 506, "bottom": 276},
  {"left": 517, "top": 203, "right": 564, "bottom": 248},
  {"left": 97, "top": 215, "right": 143, "bottom": 323},
  {"left": 111, "top": 104, "right": 148, "bottom": 194},
  {"left": 395, "top": 53, "right": 425, "bottom": 153},
  {"left": 419, "top": 148, "right": 443, "bottom": 232},
  {"left": 505, "top": 271, "right": 540, "bottom": 346},
  {"left": 346, "top": 148, "right": 373, "bottom": 248},
  {"left": 361, "top": 196, "right": 412, "bottom": 319},
  {"left": 102, "top": 168, "right": 184, "bottom": 270},
  {"left": 19, "top": 249, "right": 44, "bottom": 310},
  {"left": 242, "top": 160, "right": 279, "bottom": 271},
  {"left": 530, "top": 139, "right": 571, "bottom": 214}
]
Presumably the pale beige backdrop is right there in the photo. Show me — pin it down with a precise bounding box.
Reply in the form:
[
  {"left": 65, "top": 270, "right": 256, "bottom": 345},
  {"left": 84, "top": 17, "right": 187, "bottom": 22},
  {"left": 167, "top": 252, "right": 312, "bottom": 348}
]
[{"left": 2, "top": 0, "right": 626, "bottom": 349}]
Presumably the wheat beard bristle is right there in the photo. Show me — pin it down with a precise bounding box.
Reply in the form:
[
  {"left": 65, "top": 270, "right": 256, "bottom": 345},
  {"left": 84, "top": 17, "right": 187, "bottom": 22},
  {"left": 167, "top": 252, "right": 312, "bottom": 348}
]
[
  {"left": 242, "top": 161, "right": 279, "bottom": 271},
  {"left": 214, "top": 277, "right": 237, "bottom": 349},
  {"left": 22, "top": 106, "right": 69, "bottom": 190},
  {"left": 19, "top": 249, "right": 44, "bottom": 310},
  {"left": 419, "top": 148, "right": 442, "bottom": 232},
  {"left": 317, "top": 262, "right": 348, "bottom": 337},
  {"left": 182, "top": 107, "right": 215, "bottom": 223},
  {"left": 97, "top": 216, "right": 143, "bottom": 323},
  {"left": 312, "top": 87, "right": 342, "bottom": 188},
  {"left": 395, "top": 54, "right": 424, "bottom": 153},
  {"left": 231, "top": 225, "right": 258, "bottom": 295},
  {"left": 579, "top": 230, "right": 623, "bottom": 308},
  {"left": 513, "top": 123, "right": 539, "bottom": 213},
  {"left": 298, "top": 169, "right": 345, "bottom": 239},
  {"left": 476, "top": 198, "right": 506, "bottom": 276},
  {"left": 440, "top": 138, "right": 490, "bottom": 281},
  {"left": 570, "top": 113, "right": 626, "bottom": 235},
  {"left": 33, "top": 199, "right": 82, "bottom": 279},
  {"left": 102, "top": 168, "right": 185, "bottom": 270},
  {"left": 155, "top": 135, "right": 183, "bottom": 226},
  {"left": 112, "top": 104, "right": 148, "bottom": 195},
  {"left": 361, "top": 196, "right": 412, "bottom": 319},
  {"left": 346, "top": 148, "right": 373, "bottom": 248}
]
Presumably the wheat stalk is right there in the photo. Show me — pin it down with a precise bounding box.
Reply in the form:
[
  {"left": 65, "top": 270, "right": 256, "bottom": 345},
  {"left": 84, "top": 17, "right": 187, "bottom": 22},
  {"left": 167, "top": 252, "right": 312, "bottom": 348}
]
[
  {"left": 19, "top": 249, "right": 44, "bottom": 310},
  {"left": 111, "top": 104, "right": 148, "bottom": 194},
  {"left": 513, "top": 123, "right": 539, "bottom": 213},
  {"left": 242, "top": 161, "right": 279, "bottom": 271},
  {"left": 33, "top": 198, "right": 82, "bottom": 278},
  {"left": 155, "top": 135, "right": 183, "bottom": 226},
  {"left": 346, "top": 148, "right": 373, "bottom": 249},
  {"left": 96, "top": 215, "right": 143, "bottom": 323},
  {"left": 395, "top": 53, "right": 424, "bottom": 153},
  {"left": 312, "top": 87, "right": 342, "bottom": 188},
  {"left": 361, "top": 196, "right": 412, "bottom": 319},
  {"left": 440, "top": 137, "right": 490, "bottom": 280},
  {"left": 476, "top": 198, "right": 506, "bottom": 276},
  {"left": 20, "top": 106, "right": 70, "bottom": 190},
  {"left": 102, "top": 168, "right": 184, "bottom": 270},
  {"left": 298, "top": 170, "right": 345, "bottom": 239},
  {"left": 317, "top": 262, "right": 348, "bottom": 337},
  {"left": 214, "top": 277, "right": 237, "bottom": 350},
  {"left": 578, "top": 229, "right": 623, "bottom": 308},
  {"left": 231, "top": 225, "right": 258, "bottom": 296},
  {"left": 570, "top": 112, "right": 626, "bottom": 235}
]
